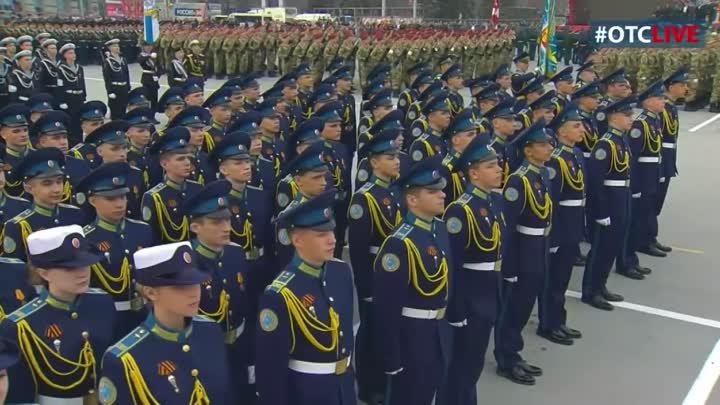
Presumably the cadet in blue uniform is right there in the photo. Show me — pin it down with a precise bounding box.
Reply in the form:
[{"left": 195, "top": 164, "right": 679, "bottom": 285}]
[
  {"left": 441, "top": 108, "right": 478, "bottom": 206},
  {"left": 227, "top": 113, "right": 275, "bottom": 194},
  {"left": 98, "top": 242, "right": 230, "bottom": 405},
  {"left": 125, "top": 107, "right": 158, "bottom": 183},
  {"left": 374, "top": 155, "right": 451, "bottom": 405},
  {"left": 403, "top": 81, "right": 444, "bottom": 149},
  {"left": 331, "top": 67, "right": 357, "bottom": 157},
  {"left": 0, "top": 146, "right": 31, "bottom": 230},
  {"left": 182, "top": 79, "right": 204, "bottom": 107},
  {"left": 30, "top": 111, "right": 92, "bottom": 204},
  {"left": 397, "top": 65, "right": 430, "bottom": 117},
  {"left": 182, "top": 179, "right": 254, "bottom": 403},
  {"left": 275, "top": 142, "right": 330, "bottom": 270},
  {"left": 493, "top": 64, "right": 513, "bottom": 101},
  {"left": 356, "top": 109, "right": 405, "bottom": 189},
  {"left": 596, "top": 69, "right": 631, "bottom": 135},
  {"left": 83, "top": 120, "right": 146, "bottom": 219},
  {"left": 514, "top": 77, "right": 546, "bottom": 117},
  {"left": 440, "top": 136, "right": 504, "bottom": 405},
  {"left": 484, "top": 98, "right": 517, "bottom": 191},
  {"left": 573, "top": 81, "right": 602, "bottom": 159},
  {"left": 141, "top": 127, "right": 203, "bottom": 244},
  {"left": 399, "top": 71, "right": 434, "bottom": 128},
  {"left": 156, "top": 87, "right": 186, "bottom": 128},
  {"left": 617, "top": 81, "right": 666, "bottom": 281},
  {"left": 1, "top": 225, "right": 117, "bottom": 404},
  {"left": 357, "top": 90, "right": 399, "bottom": 156},
  {"left": 547, "top": 66, "right": 574, "bottom": 116},
  {"left": 241, "top": 73, "right": 262, "bottom": 112},
  {"left": 76, "top": 162, "right": 154, "bottom": 338},
  {"left": 256, "top": 99, "right": 287, "bottom": 180},
  {"left": 276, "top": 118, "right": 325, "bottom": 213},
  {"left": 348, "top": 130, "right": 402, "bottom": 404},
  {"left": 163, "top": 106, "right": 212, "bottom": 185},
  {"left": 126, "top": 88, "right": 151, "bottom": 113},
  {"left": 0, "top": 255, "right": 36, "bottom": 323},
  {"left": 538, "top": 105, "right": 586, "bottom": 346},
  {"left": 0, "top": 334, "right": 20, "bottom": 403},
  {"left": 494, "top": 120, "right": 553, "bottom": 386},
  {"left": 202, "top": 87, "right": 233, "bottom": 154},
  {"left": 575, "top": 61, "right": 598, "bottom": 88},
  {"left": 68, "top": 100, "right": 107, "bottom": 167},
  {"left": 409, "top": 93, "right": 452, "bottom": 163},
  {"left": 582, "top": 96, "right": 636, "bottom": 311},
  {"left": 0, "top": 104, "right": 31, "bottom": 197},
  {"left": 27, "top": 93, "right": 56, "bottom": 124},
  {"left": 256, "top": 190, "right": 356, "bottom": 405},
  {"left": 441, "top": 63, "right": 465, "bottom": 116},
  {"left": 655, "top": 68, "right": 687, "bottom": 253},
  {"left": 2, "top": 148, "right": 85, "bottom": 261}
]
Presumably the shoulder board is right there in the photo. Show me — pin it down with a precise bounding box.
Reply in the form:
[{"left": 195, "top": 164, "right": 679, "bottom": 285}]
[
  {"left": 247, "top": 184, "right": 263, "bottom": 192},
  {"left": 417, "top": 134, "right": 429, "bottom": 142},
  {"left": 329, "top": 258, "right": 346, "bottom": 263},
  {"left": 513, "top": 165, "right": 530, "bottom": 177},
  {"left": 441, "top": 154, "right": 454, "bottom": 167},
  {"left": 258, "top": 156, "right": 273, "bottom": 163},
  {"left": 10, "top": 209, "right": 34, "bottom": 223},
  {"left": 638, "top": 113, "right": 648, "bottom": 121},
  {"left": 357, "top": 182, "right": 374, "bottom": 194},
  {"left": 6, "top": 195, "right": 29, "bottom": 203},
  {"left": 125, "top": 218, "right": 150, "bottom": 227},
  {"left": 83, "top": 224, "right": 96, "bottom": 234},
  {"left": 85, "top": 288, "right": 109, "bottom": 295},
  {"left": 129, "top": 166, "right": 142, "bottom": 173},
  {"left": 6, "top": 297, "right": 46, "bottom": 322},
  {"left": 147, "top": 183, "right": 166, "bottom": 194},
  {"left": 192, "top": 314, "right": 214, "bottom": 323},
  {"left": 69, "top": 144, "right": 84, "bottom": 152},
  {"left": 0, "top": 257, "right": 24, "bottom": 264},
  {"left": 266, "top": 270, "right": 295, "bottom": 293},
  {"left": 107, "top": 326, "right": 151, "bottom": 357},
  {"left": 455, "top": 193, "right": 472, "bottom": 206},
  {"left": 600, "top": 133, "right": 613, "bottom": 141},
  {"left": 551, "top": 148, "right": 562, "bottom": 158},
  {"left": 186, "top": 180, "right": 201, "bottom": 186},
  {"left": 391, "top": 223, "right": 414, "bottom": 240},
  {"left": 58, "top": 203, "right": 80, "bottom": 210}
]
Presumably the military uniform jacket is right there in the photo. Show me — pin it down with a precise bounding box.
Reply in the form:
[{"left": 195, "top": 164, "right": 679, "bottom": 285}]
[
  {"left": 83, "top": 217, "right": 154, "bottom": 307},
  {"left": 140, "top": 179, "right": 202, "bottom": 244},
  {"left": 256, "top": 256, "right": 356, "bottom": 405},
  {"left": 167, "top": 58, "right": 188, "bottom": 87},
  {"left": 443, "top": 186, "right": 503, "bottom": 323},
  {"left": 2, "top": 203, "right": 85, "bottom": 261},
  {"left": 409, "top": 128, "right": 447, "bottom": 163},
  {"left": 660, "top": 99, "right": 679, "bottom": 178},
  {"left": 323, "top": 141, "right": 351, "bottom": 203},
  {"left": 102, "top": 55, "right": 130, "bottom": 93},
  {"left": 586, "top": 127, "right": 632, "bottom": 221},
  {"left": 127, "top": 144, "right": 149, "bottom": 180},
  {"left": 194, "top": 242, "right": 250, "bottom": 339},
  {"left": 203, "top": 121, "right": 226, "bottom": 154},
  {"left": 447, "top": 89, "right": 464, "bottom": 116},
  {"left": 63, "top": 155, "right": 92, "bottom": 205},
  {"left": 69, "top": 142, "right": 102, "bottom": 169},
  {"left": 546, "top": 144, "right": 586, "bottom": 247},
  {"left": 579, "top": 109, "right": 600, "bottom": 159},
  {"left": 0, "top": 57, "right": 9, "bottom": 98},
  {"left": 373, "top": 214, "right": 452, "bottom": 373},
  {"left": 595, "top": 95, "right": 619, "bottom": 135},
  {"left": 0, "top": 192, "right": 31, "bottom": 233},
  {"left": 490, "top": 135, "right": 511, "bottom": 189},
  {"left": 501, "top": 162, "right": 553, "bottom": 278},
  {"left": 442, "top": 150, "right": 466, "bottom": 206},
  {"left": 184, "top": 52, "right": 205, "bottom": 79},
  {"left": 356, "top": 116, "right": 374, "bottom": 158},
  {"left": 628, "top": 110, "right": 663, "bottom": 195},
  {"left": 354, "top": 152, "right": 410, "bottom": 191},
  {"left": 189, "top": 149, "right": 211, "bottom": 185},
  {"left": 57, "top": 62, "right": 87, "bottom": 102},
  {"left": 37, "top": 57, "right": 59, "bottom": 93},
  {"left": 0, "top": 257, "right": 36, "bottom": 322},
  {"left": 339, "top": 92, "right": 357, "bottom": 154},
  {"left": 551, "top": 92, "right": 571, "bottom": 116},
  {"left": 3, "top": 146, "right": 29, "bottom": 197},
  {"left": 1, "top": 288, "right": 116, "bottom": 403},
  {"left": 228, "top": 186, "right": 268, "bottom": 264},
  {"left": 7, "top": 68, "right": 35, "bottom": 103},
  {"left": 397, "top": 88, "right": 418, "bottom": 117},
  {"left": 348, "top": 177, "right": 402, "bottom": 300},
  {"left": 99, "top": 314, "right": 230, "bottom": 405},
  {"left": 138, "top": 52, "right": 160, "bottom": 88},
  {"left": 261, "top": 136, "right": 287, "bottom": 180}
]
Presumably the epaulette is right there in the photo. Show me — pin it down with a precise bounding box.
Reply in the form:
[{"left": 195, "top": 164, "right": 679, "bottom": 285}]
[
  {"left": 186, "top": 179, "right": 201, "bottom": 186},
  {"left": 5, "top": 194, "right": 29, "bottom": 203},
  {"left": 454, "top": 193, "right": 472, "bottom": 206},
  {"left": 58, "top": 203, "right": 80, "bottom": 210},
  {"left": 357, "top": 182, "right": 374, "bottom": 194},
  {"left": 637, "top": 113, "right": 648, "bottom": 121},
  {"left": 417, "top": 134, "right": 430, "bottom": 142},
  {"left": 6, "top": 297, "right": 46, "bottom": 322},
  {"left": 391, "top": 223, "right": 414, "bottom": 240},
  {"left": 0, "top": 257, "right": 24, "bottom": 264},
  {"left": 247, "top": 184, "right": 263, "bottom": 192},
  {"left": 258, "top": 155, "right": 273, "bottom": 164},
  {"left": 9, "top": 209, "right": 33, "bottom": 223},
  {"left": 512, "top": 165, "right": 530, "bottom": 177},
  {"left": 442, "top": 154, "right": 454, "bottom": 167},
  {"left": 107, "top": 326, "right": 151, "bottom": 357},
  {"left": 551, "top": 148, "right": 563, "bottom": 158},
  {"left": 85, "top": 288, "right": 108, "bottom": 295},
  {"left": 82, "top": 224, "right": 96, "bottom": 234},
  {"left": 147, "top": 182, "right": 166, "bottom": 194},
  {"left": 125, "top": 218, "right": 149, "bottom": 226},
  {"left": 266, "top": 270, "right": 295, "bottom": 293},
  {"left": 192, "top": 314, "right": 214, "bottom": 322}
]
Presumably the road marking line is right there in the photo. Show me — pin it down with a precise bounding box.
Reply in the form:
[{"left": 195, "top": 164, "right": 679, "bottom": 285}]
[
  {"left": 672, "top": 246, "right": 705, "bottom": 255},
  {"left": 566, "top": 290, "right": 720, "bottom": 329},
  {"left": 689, "top": 114, "right": 720, "bottom": 132},
  {"left": 683, "top": 338, "right": 720, "bottom": 405}
]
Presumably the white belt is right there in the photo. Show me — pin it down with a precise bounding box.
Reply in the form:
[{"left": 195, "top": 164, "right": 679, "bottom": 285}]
[
  {"left": 638, "top": 156, "right": 660, "bottom": 163},
  {"left": 662, "top": 142, "right": 676, "bottom": 149},
  {"left": 603, "top": 179, "right": 629, "bottom": 187},
  {"left": 361, "top": 297, "right": 373, "bottom": 302},
  {"left": 660, "top": 177, "right": 666, "bottom": 183},
  {"left": 632, "top": 192, "right": 642, "bottom": 198},
  {"left": 18, "top": 96, "right": 28, "bottom": 101},
  {"left": 401, "top": 307, "right": 446, "bottom": 320},
  {"left": 111, "top": 81, "right": 127, "bottom": 86},
  {"left": 288, "top": 356, "right": 351, "bottom": 375},
  {"left": 142, "top": 70, "right": 155, "bottom": 74},
  {"left": 38, "top": 395, "right": 84, "bottom": 405},
  {"left": 462, "top": 260, "right": 502, "bottom": 271},
  {"left": 583, "top": 152, "right": 591, "bottom": 158},
  {"left": 516, "top": 225, "right": 548, "bottom": 236},
  {"left": 114, "top": 300, "right": 131, "bottom": 311},
  {"left": 559, "top": 199, "right": 585, "bottom": 207},
  {"left": 369, "top": 246, "right": 380, "bottom": 254}
]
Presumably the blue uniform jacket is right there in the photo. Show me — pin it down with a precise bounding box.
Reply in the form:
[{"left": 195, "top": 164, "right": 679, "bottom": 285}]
[
  {"left": 628, "top": 111, "right": 662, "bottom": 195},
  {"left": 547, "top": 144, "right": 587, "bottom": 247},
  {"left": 660, "top": 99, "right": 679, "bottom": 179},
  {"left": 409, "top": 128, "right": 447, "bottom": 163},
  {"left": 0, "top": 257, "right": 36, "bottom": 320},
  {"left": 140, "top": 179, "right": 202, "bottom": 244},
  {"left": 586, "top": 127, "right": 632, "bottom": 221}
]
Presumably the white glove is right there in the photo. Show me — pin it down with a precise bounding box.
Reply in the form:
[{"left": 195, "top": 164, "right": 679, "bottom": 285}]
[
  {"left": 59, "top": 103, "right": 68, "bottom": 110},
  {"left": 449, "top": 320, "right": 467, "bottom": 328},
  {"left": 108, "top": 93, "right": 117, "bottom": 100},
  {"left": 385, "top": 368, "right": 404, "bottom": 376},
  {"left": 504, "top": 277, "right": 518, "bottom": 283},
  {"left": 150, "top": 52, "right": 157, "bottom": 59},
  {"left": 595, "top": 217, "right": 611, "bottom": 226},
  {"left": 8, "top": 85, "right": 16, "bottom": 93},
  {"left": 247, "top": 365, "right": 256, "bottom": 384}
]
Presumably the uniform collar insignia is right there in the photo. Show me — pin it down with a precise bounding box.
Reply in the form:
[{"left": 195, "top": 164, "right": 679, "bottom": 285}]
[
  {"left": 193, "top": 240, "right": 221, "bottom": 260},
  {"left": 165, "top": 178, "right": 185, "bottom": 191},
  {"left": 229, "top": 187, "right": 245, "bottom": 201},
  {"left": 96, "top": 217, "right": 125, "bottom": 233},
  {"left": 145, "top": 312, "right": 193, "bottom": 343},
  {"left": 468, "top": 185, "right": 489, "bottom": 200},
  {"left": 526, "top": 162, "right": 541, "bottom": 173},
  {"left": 609, "top": 127, "right": 625, "bottom": 137},
  {"left": 293, "top": 255, "right": 323, "bottom": 278},
  {"left": 32, "top": 203, "right": 56, "bottom": 217},
  {"left": 41, "top": 288, "right": 78, "bottom": 312},
  {"left": 371, "top": 175, "right": 390, "bottom": 189},
  {"left": 561, "top": 144, "right": 575, "bottom": 154},
  {"left": 407, "top": 212, "right": 432, "bottom": 231},
  {"left": 6, "top": 145, "right": 27, "bottom": 157}
]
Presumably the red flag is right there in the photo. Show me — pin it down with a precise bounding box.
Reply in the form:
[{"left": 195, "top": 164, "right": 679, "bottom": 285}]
[{"left": 491, "top": 0, "right": 500, "bottom": 26}]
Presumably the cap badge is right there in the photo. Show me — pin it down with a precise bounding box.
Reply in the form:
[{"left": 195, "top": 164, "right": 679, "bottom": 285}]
[
  {"left": 218, "top": 197, "right": 225, "bottom": 207},
  {"left": 112, "top": 177, "right": 120, "bottom": 185},
  {"left": 48, "top": 160, "right": 54, "bottom": 167}
]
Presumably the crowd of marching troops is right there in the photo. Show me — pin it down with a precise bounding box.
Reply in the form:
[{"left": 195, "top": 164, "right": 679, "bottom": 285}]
[{"left": 0, "top": 19, "right": 687, "bottom": 405}]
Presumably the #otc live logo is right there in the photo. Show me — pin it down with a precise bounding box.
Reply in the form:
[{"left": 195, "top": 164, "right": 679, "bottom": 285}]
[{"left": 591, "top": 20, "right": 705, "bottom": 48}]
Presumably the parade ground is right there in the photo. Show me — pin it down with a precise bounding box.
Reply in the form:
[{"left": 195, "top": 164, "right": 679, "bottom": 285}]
[{"left": 82, "top": 64, "right": 720, "bottom": 405}]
